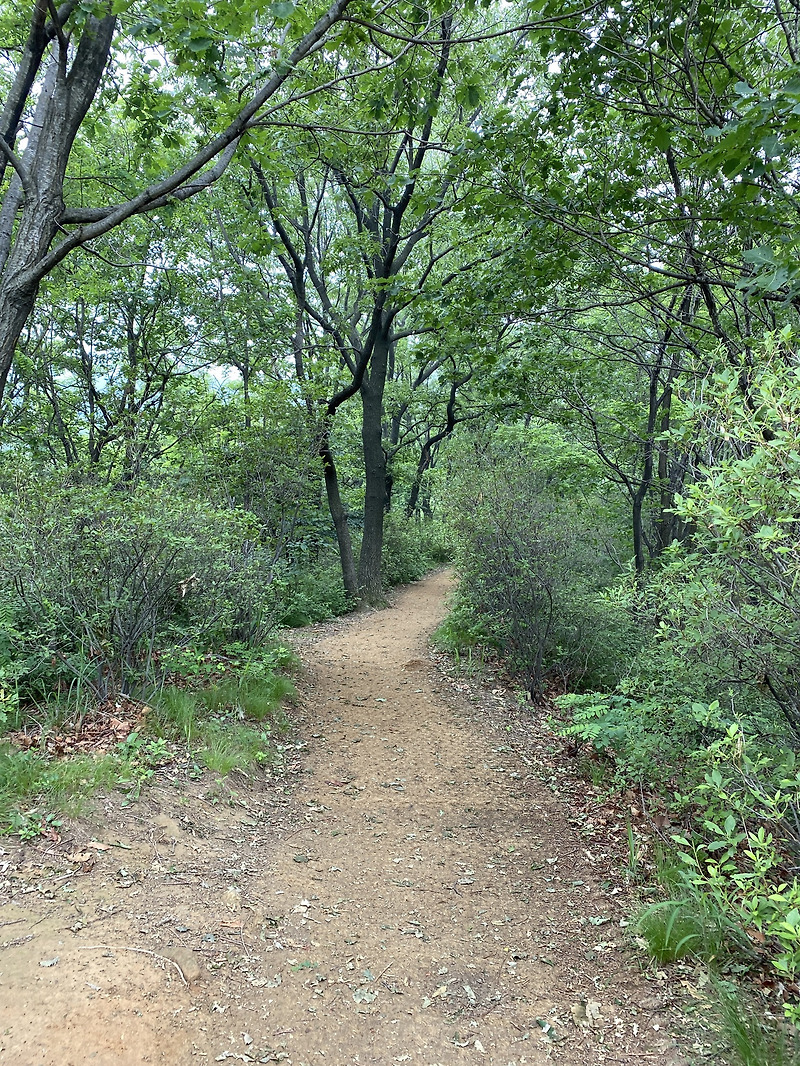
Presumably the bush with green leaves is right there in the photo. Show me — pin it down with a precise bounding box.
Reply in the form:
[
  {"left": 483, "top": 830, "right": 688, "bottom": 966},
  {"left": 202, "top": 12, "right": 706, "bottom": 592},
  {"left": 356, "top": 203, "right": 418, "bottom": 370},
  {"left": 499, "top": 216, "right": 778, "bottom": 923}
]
[
  {"left": 665, "top": 724, "right": 800, "bottom": 1020},
  {"left": 441, "top": 431, "right": 634, "bottom": 695},
  {"left": 652, "top": 332, "right": 800, "bottom": 740},
  {"left": 0, "top": 594, "right": 30, "bottom": 730},
  {"left": 553, "top": 691, "right": 751, "bottom": 787},
  {"left": 0, "top": 474, "right": 281, "bottom": 701},
  {"left": 432, "top": 599, "right": 499, "bottom": 668},
  {"left": 275, "top": 557, "right": 353, "bottom": 627},
  {"left": 564, "top": 693, "right": 800, "bottom": 1018},
  {"left": 380, "top": 513, "right": 448, "bottom": 588},
  {"left": 548, "top": 336, "right": 800, "bottom": 1020}
]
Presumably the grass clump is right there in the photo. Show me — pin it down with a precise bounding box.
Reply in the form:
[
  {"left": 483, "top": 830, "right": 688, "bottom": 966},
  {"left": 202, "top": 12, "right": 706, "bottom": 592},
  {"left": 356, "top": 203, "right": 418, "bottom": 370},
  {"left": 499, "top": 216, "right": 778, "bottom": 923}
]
[
  {"left": 194, "top": 675, "right": 295, "bottom": 721},
  {"left": 635, "top": 883, "right": 749, "bottom": 968},
  {"left": 432, "top": 604, "right": 496, "bottom": 673},
  {"left": 197, "top": 722, "right": 278, "bottom": 776},
  {"left": 0, "top": 743, "right": 123, "bottom": 835},
  {"left": 1, "top": 646, "right": 295, "bottom": 836},
  {"left": 636, "top": 899, "right": 711, "bottom": 964},
  {"left": 240, "top": 675, "right": 296, "bottom": 719},
  {"left": 197, "top": 679, "right": 240, "bottom": 713},
  {"left": 716, "top": 984, "right": 800, "bottom": 1066},
  {"left": 150, "top": 672, "right": 292, "bottom": 778},
  {"left": 155, "top": 687, "right": 198, "bottom": 744}
]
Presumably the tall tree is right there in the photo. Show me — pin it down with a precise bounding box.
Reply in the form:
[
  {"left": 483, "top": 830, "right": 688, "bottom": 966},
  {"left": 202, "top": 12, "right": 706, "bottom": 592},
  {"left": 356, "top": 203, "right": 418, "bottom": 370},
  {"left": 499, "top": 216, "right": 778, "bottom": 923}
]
[
  {"left": 460, "top": 0, "right": 800, "bottom": 570},
  {"left": 0, "top": 0, "right": 362, "bottom": 408},
  {"left": 235, "top": 5, "right": 530, "bottom": 602}
]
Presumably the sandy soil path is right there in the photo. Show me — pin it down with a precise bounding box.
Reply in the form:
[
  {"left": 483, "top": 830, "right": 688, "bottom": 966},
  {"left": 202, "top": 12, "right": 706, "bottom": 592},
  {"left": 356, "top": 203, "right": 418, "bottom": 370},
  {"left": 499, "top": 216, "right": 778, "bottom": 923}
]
[{"left": 0, "top": 571, "right": 690, "bottom": 1065}]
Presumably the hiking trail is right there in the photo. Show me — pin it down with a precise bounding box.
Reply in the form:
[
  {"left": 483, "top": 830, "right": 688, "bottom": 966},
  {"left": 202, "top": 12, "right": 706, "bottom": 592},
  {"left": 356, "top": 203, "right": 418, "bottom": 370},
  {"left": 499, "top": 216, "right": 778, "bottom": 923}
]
[{"left": 0, "top": 571, "right": 691, "bottom": 1065}]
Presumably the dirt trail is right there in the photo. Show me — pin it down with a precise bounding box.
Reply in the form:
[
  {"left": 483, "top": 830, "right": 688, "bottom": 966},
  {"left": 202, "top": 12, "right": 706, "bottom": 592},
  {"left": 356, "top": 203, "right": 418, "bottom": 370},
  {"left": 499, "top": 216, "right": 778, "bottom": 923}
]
[{"left": 0, "top": 572, "right": 690, "bottom": 1065}]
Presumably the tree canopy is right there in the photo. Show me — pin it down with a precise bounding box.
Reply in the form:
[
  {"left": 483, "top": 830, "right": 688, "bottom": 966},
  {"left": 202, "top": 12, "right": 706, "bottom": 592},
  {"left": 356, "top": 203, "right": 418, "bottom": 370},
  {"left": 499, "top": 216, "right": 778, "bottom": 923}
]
[{"left": 6, "top": 0, "right": 800, "bottom": 1029}]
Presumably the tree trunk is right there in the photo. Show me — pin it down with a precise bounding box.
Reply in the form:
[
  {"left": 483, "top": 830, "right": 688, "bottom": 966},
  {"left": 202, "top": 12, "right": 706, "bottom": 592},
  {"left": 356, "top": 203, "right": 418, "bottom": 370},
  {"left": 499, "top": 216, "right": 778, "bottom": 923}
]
[
  {"left": 405, "top": 374, "right": 466, "bottom": 517},
  {"left": 357, "top": 336, "right": 391, "bottom": 604},
  {"left": 319, "top": 421, "right": 358, "bottom": 601},
  {"left": 406, "top": 448, "right": 428, "bottom": 517},
  {"left": 632, "top": 491, "right": 646, "bottom": 575},
  {"left": 0, "top": 13, "right": 116, "bottom": 400}
]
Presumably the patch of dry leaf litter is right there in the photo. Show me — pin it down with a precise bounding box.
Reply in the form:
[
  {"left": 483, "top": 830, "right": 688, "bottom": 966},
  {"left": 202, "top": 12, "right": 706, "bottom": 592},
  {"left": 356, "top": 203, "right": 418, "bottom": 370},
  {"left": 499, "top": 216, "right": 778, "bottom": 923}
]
[{"left": 0, "top": 571, "right": 705, "bottom": 1065}]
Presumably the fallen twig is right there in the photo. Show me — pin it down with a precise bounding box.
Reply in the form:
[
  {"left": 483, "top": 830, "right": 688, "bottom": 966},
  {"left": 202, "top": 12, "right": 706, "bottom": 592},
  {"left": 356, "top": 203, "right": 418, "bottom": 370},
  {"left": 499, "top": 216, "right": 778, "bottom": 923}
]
[{"left": 77, "top": 944, "right": 189, "bottom": 987}]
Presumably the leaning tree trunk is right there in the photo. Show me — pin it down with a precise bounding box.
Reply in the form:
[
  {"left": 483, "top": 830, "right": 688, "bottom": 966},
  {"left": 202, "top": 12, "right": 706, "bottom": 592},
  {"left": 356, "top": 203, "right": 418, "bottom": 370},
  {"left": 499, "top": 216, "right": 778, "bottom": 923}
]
[{"left": 0, "top": 12, "right": 115, "bottom": 400}]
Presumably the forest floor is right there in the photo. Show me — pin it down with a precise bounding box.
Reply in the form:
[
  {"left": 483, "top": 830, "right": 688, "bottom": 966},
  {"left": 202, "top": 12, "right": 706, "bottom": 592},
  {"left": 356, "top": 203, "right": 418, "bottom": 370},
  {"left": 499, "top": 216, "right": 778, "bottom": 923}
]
[{"left": 0, "top": 570, "right": 710, "bottom": 1066}]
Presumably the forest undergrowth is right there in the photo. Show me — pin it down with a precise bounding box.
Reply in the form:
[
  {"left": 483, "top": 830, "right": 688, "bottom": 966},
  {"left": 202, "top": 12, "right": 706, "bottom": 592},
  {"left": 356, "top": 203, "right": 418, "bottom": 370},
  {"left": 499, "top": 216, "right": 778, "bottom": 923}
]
[
  {"left": 0, "top": 500, "right": 449, "bottom": 835},
  {"left": 434, "top": 347, "right": 800, "bottom": 1065},
  {"left": 6, "top": 2, "right": 800, "bottom": 1059}
]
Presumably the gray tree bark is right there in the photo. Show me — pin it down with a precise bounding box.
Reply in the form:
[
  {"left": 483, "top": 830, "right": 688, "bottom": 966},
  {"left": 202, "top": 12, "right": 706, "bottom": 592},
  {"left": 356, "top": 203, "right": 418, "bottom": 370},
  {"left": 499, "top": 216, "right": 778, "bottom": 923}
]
[{"left": 357, "top": 333, "right": 391, "bottom": 604}]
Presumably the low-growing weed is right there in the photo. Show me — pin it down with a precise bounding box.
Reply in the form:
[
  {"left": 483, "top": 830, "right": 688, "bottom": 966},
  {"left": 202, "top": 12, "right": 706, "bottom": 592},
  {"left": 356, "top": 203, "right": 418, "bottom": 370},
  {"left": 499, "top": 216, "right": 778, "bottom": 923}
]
[
  {"left": 154, "top": 687, "right": 198, "bottom": 744},
  {"left": 116, "top": 733, "right": 173, "bottom": 797},
  {"left": 635, "top": 890, "right": 744, "bottom": 966},
  {"left": 715, "top": 982, "right": 800, "bottom": 1066},
  {"left": 150, "top": 671, "right": 291, "bottom": 780},
  {"left": 1, "top": 649, "right": 295, "bottom": 835},
  {"left": 0, "top": 743, "right": 120, "bottom": 831},
  {"left": 576, "top": 751, "right": 612, "bottom": 790},
  {"left": 240, "top": 676, "right": 296, "bottom": 720},
  {"left": 197, "top": 722, "right": 275, "bottom": 776},
  {"left": 432, "top": 606, "right": 496, "bottom": 669},
  {"left": 193, "top": 675, "right": 295, "bottom": 720},
  {"left": 198, "top": 679, "right": 239, "bottom": 712},
  {"left": 636, "top": 898, "right": 708, "bottom": 963}
]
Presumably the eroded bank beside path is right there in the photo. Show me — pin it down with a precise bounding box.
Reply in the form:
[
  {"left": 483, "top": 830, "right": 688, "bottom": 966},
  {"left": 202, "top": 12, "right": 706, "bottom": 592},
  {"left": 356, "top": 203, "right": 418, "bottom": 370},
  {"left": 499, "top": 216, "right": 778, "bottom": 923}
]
[{"left": 0, "top": 570, "right": 690, "bottom": 1065}]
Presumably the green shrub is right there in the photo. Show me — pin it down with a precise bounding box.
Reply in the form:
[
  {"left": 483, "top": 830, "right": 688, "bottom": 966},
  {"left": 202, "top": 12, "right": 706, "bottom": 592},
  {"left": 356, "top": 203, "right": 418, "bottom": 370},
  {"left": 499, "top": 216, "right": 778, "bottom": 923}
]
[
  {"left": 440, "top": 433, "right": 631, "bottom": 696},
  {"left": 649, "top": 333, "right": 800, "bottom": 742},
  {"left": 276, "top": 561, "right": 353, "bottom": 626},
  {"left": 552, "top": 692, "right": 734, "bottom": 785},
  {"left": 432, "top": 602, "right": 498, "bottom": 665},
  {"left": 0, "top": 595, "right": 29, "bottom": 732},
  {"left": 381, "top": 514, "right": 441, "bottom": 587},
  {"left": 667, "top": 724, "right": 800, "bottom": 1020},
  {"left": 417, "top": 520, "right": 454, "bottom": 566},
  {"left": 0, "top": 477, "right": 281, "bottom": 699}
]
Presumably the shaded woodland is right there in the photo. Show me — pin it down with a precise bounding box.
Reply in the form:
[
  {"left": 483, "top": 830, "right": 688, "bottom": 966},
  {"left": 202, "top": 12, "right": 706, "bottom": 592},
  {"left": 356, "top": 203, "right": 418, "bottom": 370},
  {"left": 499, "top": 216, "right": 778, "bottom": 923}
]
[{"left": 4, "top": 0, "right": 800, "bottom": 1045}]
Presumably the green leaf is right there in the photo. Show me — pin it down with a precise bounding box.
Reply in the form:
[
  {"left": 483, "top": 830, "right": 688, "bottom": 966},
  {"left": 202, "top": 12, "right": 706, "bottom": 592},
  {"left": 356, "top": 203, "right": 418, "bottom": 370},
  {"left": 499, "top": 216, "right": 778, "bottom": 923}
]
[
  {"left": 186, "top": 36, "right": 214, "bottom": 52},
  {"left": 651, "top": 125, "right": 671, "bottom": 151},
  {"left": 270, "top": 0, "right": 295, "bottom": 18}
]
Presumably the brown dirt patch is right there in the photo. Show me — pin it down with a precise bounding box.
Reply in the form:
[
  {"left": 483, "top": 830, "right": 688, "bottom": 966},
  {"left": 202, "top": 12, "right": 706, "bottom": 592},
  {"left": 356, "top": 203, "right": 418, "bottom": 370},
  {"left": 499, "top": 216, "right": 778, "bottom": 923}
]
[{"left": 0, "top": 571, "right": 694, "bottom": 1065}]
